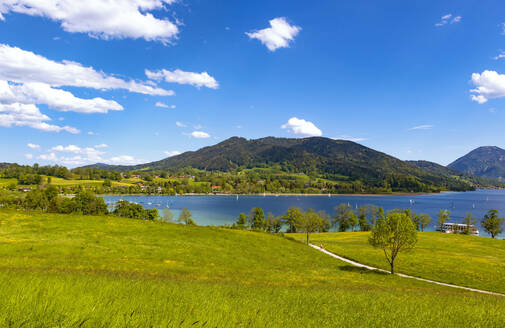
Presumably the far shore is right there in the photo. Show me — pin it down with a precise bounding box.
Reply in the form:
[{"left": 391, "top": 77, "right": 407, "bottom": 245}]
[{"left": 98, "top": 191, "right": 460, "bottom": 197}]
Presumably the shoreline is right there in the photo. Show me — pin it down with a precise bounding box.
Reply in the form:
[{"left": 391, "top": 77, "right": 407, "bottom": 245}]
[{"left": 100, "top": 191, "right": 458, "bottom": 197}]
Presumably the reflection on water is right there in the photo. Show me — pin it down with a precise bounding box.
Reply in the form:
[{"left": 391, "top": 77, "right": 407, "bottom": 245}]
[{"left": 103, "top": 189, "right": 505, "bottom": 238}]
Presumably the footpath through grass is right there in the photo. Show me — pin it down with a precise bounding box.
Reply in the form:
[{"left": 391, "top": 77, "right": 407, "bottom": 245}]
[
  {"left": 305, "top": 232, "right": 505, "bottom": 294},
  {"left": 0, "top": 210, "right": 504, "bottom": 327}
]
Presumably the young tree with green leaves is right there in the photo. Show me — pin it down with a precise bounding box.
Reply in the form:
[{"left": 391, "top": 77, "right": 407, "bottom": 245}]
[
  {"left": 294, "top": 208, "right": 329, "bottom": 245},
  {"left": 437, "top": 210, "right": 451, "bottom": 229},
  {"left": 368, "top": 212, "right": 418, "bottom": 274},
  {"left": 235, "top": 212, "right": 247, "bottom": 229},
  {"left": 283, "top": 206, "right": 303, "bottom": 233},
  {"left": 248, "top": 207, "right": 265, "bottom": 230},
  {"left": 161, "top": 208, "right": 174, "bottom": 223},
  {"left": 265, "top": 212, "right": 282, "bottom": 233},
  {"left": 418, "top": 214, "right": 432, "bottom": 232},
  {"left": 481, "top": 209, "right": 504, "bottom": 238},
  {"left": 333, "top": 203, "right": 354, "bottom": 232},
  {"left": 462, "top": 212, "right": 477, "bottom": 235},
  {"left": 178, "top": 208, "right": 196, "bottom": 225},
  {"left": 358, "top": 205, "right": 371, "bottom": 231}
]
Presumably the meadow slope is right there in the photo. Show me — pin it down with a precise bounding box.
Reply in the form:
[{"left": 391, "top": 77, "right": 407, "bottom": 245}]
[{"left": 0, "top": 210, "right": 504, "bottom": 327}]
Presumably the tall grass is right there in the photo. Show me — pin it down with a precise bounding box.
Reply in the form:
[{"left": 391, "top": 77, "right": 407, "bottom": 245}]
[{"left": 0, "top": 210, "right": 504, "bottom": 327}]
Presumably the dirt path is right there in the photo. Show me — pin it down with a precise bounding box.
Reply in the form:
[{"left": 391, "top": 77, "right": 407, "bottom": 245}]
[{"left": 309, "top": 244, "right": 505, "bottom": 297}]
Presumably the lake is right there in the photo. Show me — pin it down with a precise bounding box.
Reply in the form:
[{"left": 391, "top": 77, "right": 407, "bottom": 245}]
[{"left": 103, "top": 189, "right": 505, "bottom": 238}]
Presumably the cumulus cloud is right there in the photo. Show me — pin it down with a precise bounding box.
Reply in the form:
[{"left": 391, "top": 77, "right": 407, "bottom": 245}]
[
  {"left": 190, "top": 131, "right": 210, "bottom": 138},
  {"left": 435, "top": 14, "right": 462, "bottom": 27},
  {"left": 0, "top": 103, "right": 79, "bottom": 133},
  {"left": 146, "top": 69, "right": 219, "bottom": 89},
  {"left": 0, "top": 80, "right": 123, "bottom": 114},
  {"left": 409, "top": 125, "right": 433, "bottom": 130},
  {"left": 175, "top": 121, "right": 186, "bottom": 127},
  {"left": 27, "top": 143, "right": 40, "bottom": 150},
  {"left": 164, "top": 150, "right": 181, "bottom": 157},
  {"left": 470, "top": 70, "right": 505, "bottom": 104},
  {"left": 0, "top": 44, "right": 173, "bottom": 96},
  {"left": 281, "top": 117, "right": 322, "bottom": 137},
  {"left": 24, "top": 153, "right": 33, "bottom": 159},
  {"left": 246, "top": 17, "right": 301, "bottom": 51},
  {"left": 37, "top": 144, "right": 143, "bottom": 166},
  {"left": 0, "top": 0, "right": 179, "bottom": 44}
]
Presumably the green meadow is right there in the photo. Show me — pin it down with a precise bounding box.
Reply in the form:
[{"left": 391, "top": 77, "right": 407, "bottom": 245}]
[
  {"left": 0, "top": 210, "right": 504, "bottom": 327},
  {"left": 306, "top": 232, "right": 505, "bottom": 294}
]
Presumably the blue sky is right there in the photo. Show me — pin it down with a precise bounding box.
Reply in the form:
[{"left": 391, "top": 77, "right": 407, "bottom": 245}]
[{"left": 1, "top": 0, "right": 505, "bottom": 167}]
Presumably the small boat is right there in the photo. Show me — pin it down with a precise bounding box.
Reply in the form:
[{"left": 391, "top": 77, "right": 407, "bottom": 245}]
[
  {"left": 328, "top": 193, "right": 331, "bottom": 197},
  {"left": 236, "top": 195, "right": 239, "bottom": 200}
]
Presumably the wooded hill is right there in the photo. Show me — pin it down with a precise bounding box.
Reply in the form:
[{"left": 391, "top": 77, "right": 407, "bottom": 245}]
[{"left": 82, "top": 136, "right": 493, "bottom": 193}]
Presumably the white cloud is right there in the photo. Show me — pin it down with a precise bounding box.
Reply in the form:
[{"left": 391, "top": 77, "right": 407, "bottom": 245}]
[
  {"left": 281, "top": 117, "right": 322, "bottom": 137},
  {"left": 435, "top": 14, "right": 462, "bottom": 27},
  {"left": 0, "top": 44, "right": 173, "bottom": 96},
  {"left": 0, "top": 80, "right": 123, "bottom": 114},
  {"left": 146, "top": 69, "right": 219, "bottom": 89},
  {"left": 108, "top": 155, "right": 143, "bottom": 165},
  {"left": 0, "top": 0, "right": 179, "bottom": 44},
  {"left": 337, "top": 136, "right": 367, "bottom": 142},
  {"left": 0, "top": 103, "right": 79, "bottom": 133},
  {"left": 27, "top": 143, "right": 40, "bottom": 150},
  {"left": 470, "top": 70, "right": 505, "bottom": 104},
  {"left": 193, "top": 124, "right": 203, "bottom": 129},
  {"left": 409, "top": 125, "right": 433, "bottom": 130},
  {"left": 164, "top": 150, "right": 181, "bottom": 157},
  {"left": 246, "top": 17, "right": 301, "bottom": 51},
  {"left": 24, "top": 153, "right": 33, "bottom": 159},
  {"left": 176, "top": 121, "right": 186, "bottom": 127},
  {"left": 190, "top": 131, "right": 210, "bottom": 138},
  {"left": 155, "top": 101, "right": 176, "bottom": 109},
  {"left": 87, "top": 131, "right": 96, "bottom": 135},
  {"left": 493, "top": 51, "right": 505, "bottom": 60},
  {"left": 37, "top": 144, "right": 143, "bottom": 166}
]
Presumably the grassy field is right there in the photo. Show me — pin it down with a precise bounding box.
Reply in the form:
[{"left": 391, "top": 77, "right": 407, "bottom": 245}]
[
  {"left": 0, "top": 178, "right": 16, "bottom": 186},
  {"left": 0, "top": 211, "right": 504, "bottom": 327},
  {"left": 305, "top": 232, "right": 505, "bottom": 294}
]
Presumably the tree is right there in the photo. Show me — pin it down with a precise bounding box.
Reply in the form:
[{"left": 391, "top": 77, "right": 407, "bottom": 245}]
[
  {"left": 283, "top": 206, "right": 303, "bottom": 233},
  {"left": 265, "top": 212, "right": 282, "bottom": 233},
  {"left": 294, "top": 209, "right": 329, "bottom": 245},
  {"left": 161, "top": 208, "right": 174, "bottom": 223},
  {"left": 418, "top": 214, "right": 432, "bottom": 232},
  {"left": 461, "top": 212, "right": 477, "bottom": 235},
  {"left": 235, "top": 212, "right": 247, "bottom": 229},
  {"left": 333, "top": 203, "right": 354, "bottom": 232},
  {"left": 481, "top": 209, "right": 504, "bottom": 238},
  {"left": 368, "top": 212, "right": 418, "bottom": 274},
  {"left": 348, "top": 211, "right": 359, "bottom": 232},
  {"left": 437, "top": 210, "right": 451, "bottom": 228},
  {"left": 178, "top": 208, "right": 196, "bottom": 225},
  {"left": 248, "top": 207, "right": 265, "bottom": 230},
  {"left": 358, "top": 205, "right": 371, "bottom": 231}
]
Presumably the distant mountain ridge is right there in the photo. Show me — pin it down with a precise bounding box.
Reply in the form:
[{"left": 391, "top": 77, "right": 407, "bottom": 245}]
[
  {"left": 406, "top": 160, "right": 503, "bottom": 187},
  {"left": 82, "top": 136, "right": 479, "bottom": 192},
  {"left": 448, "top": 146, "right": 505, "bottom": 181}
]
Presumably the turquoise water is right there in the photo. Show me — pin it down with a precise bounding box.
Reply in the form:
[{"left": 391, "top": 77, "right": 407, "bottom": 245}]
[{"left": 103, "top": 189, "right": 505, "bottom": 238}]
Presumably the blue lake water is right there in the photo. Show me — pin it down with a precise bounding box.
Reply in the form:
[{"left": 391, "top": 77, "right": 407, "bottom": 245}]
[{"left": 103, "top": 189, "right": 505, "bottom": 238}]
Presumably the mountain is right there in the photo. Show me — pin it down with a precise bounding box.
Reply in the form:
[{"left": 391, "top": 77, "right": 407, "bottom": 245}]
[
  {"left": 448, "top": 146, "right": 505, "bottom": 181},
  {"left": 83, "top": 136, "right": 474, "bottom": 192},
  {"left": 407, "top": 160, "right": 503, "bottom": 187}
]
